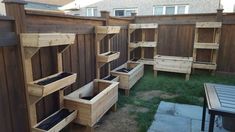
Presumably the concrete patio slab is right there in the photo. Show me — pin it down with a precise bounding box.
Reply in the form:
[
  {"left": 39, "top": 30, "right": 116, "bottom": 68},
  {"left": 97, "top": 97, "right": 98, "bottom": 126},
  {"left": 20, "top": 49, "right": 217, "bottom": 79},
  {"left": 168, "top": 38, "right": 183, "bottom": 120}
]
[{"left": 149, "top": 101, "right": 229, "bottom": 132}]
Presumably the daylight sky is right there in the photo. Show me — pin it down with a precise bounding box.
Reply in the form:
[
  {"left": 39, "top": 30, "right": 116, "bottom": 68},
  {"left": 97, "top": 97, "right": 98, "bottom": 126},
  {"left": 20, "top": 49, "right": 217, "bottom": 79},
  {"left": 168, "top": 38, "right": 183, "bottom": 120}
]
[{"left": 221, "top": 0, "right": 235, "bottom": 12}]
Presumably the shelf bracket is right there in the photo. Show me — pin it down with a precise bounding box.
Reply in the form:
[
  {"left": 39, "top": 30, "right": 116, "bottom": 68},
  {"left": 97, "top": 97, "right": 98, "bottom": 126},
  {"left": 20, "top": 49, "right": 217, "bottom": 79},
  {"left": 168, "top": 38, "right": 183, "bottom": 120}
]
[
  {"left": 58, "top": 45, "right": 70, "bottom": 53},
  {"left": 24, "top": 47, "right": 40, "bottom": 59}
]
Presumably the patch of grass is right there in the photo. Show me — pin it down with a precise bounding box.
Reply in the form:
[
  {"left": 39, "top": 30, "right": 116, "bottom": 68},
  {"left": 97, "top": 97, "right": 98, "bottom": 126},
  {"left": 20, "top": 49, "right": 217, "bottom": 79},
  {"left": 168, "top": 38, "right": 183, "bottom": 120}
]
[{"left": 117, "top": 66, "right": 235, "bottom": 132}]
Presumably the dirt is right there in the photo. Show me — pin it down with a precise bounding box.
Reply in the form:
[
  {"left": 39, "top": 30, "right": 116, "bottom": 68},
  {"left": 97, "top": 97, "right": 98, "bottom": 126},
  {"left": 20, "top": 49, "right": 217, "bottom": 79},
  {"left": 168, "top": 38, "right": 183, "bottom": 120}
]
[
  {"left": 136, "top": 90, "right": 178, "bottom": 101},
  {"left": 95, "top": 104, "right": 146, "bottom": 132}
]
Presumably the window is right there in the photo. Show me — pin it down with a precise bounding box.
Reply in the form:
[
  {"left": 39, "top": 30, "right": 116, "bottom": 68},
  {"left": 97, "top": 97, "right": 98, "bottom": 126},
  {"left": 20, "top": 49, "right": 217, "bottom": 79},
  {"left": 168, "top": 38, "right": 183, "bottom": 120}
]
[
  {"left": 114, "top": 8, "right": 137, "bottom": 16},
  {"left": 86, "top": 7, "right": 98, "bottom": 16},
  {"left": 153, "top": 5, "right": 189, "bottom": 15}
]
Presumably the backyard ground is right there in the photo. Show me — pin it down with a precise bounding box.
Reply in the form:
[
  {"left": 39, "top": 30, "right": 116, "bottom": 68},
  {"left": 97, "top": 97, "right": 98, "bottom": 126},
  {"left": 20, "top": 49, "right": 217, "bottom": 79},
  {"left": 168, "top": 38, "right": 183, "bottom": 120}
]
[{"left": 71, "top": 66, "right": 235, "bottom": 132}]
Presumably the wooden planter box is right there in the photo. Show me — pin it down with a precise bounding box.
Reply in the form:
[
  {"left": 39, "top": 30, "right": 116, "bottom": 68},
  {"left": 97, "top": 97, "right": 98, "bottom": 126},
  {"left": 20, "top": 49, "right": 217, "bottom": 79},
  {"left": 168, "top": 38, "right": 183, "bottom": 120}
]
[
  {"left": 95, "top": 26, "right": 120, "bottom": 34},
  {"left": 20, "top": 33, "right": 75, "bottom": 47},
  {"left": 97, "top": 51, "right": 120, "bottom": 63},
  {"left": 154, "top": 55, "right": 193, "bottom": 80},
  {"left": 28, "top": 72, "right": 77, "bottom": 97},
  {"left": 111, "top": 62, "right": 144, "bottom": 96},
  {"left": 64, "top": 79, "right": 119, "bottom": 127},
  {"left": 32, "top": 109, "right": 77, "bottom": 132}
]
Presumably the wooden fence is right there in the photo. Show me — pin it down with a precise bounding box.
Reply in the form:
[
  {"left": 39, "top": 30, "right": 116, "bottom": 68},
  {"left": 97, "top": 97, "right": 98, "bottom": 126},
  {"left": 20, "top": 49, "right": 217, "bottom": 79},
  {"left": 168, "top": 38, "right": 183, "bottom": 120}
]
[{"left": 1, "top": 1, "right": 235, "bottom": 131}]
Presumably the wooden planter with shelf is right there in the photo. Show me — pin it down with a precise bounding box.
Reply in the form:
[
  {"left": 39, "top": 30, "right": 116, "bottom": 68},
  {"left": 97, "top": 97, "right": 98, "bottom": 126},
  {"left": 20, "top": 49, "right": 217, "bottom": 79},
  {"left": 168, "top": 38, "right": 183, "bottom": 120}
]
[
  {"left": 32, "top": 109, "right": 77, "bottom": 132},
  {"left": 20, "top": 33, "right": 75, "bottom": 47},
  {"left": 97, "top": 51, "right": 120, "bottom": 63},
  {"left": 28, "top": 72, "right": 77, "bottom": 97},
  {"left": 64, "top": 79, "right": 119, "bottom": 127},
  {"left": 154, "top": 55, "right": 193, "bottom": 80},
  {"left": 111, "top": 62, "right": 144, "bottom": 96},
  {"left": 95, "top": 26, "right": 120, "bottom": 34}
]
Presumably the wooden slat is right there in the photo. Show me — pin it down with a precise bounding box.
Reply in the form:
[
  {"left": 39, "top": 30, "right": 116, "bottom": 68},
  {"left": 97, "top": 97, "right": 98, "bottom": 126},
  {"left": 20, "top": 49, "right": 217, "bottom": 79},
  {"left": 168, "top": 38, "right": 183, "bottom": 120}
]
[
  {"left": 0, "top": 32, "right": 17, "bottom": 47},
  {"left": 196, "top": 22, "right": 222, "bottom": 28},
  {"left": 194, "top": 43, "right": 219, "bottom": 49}
]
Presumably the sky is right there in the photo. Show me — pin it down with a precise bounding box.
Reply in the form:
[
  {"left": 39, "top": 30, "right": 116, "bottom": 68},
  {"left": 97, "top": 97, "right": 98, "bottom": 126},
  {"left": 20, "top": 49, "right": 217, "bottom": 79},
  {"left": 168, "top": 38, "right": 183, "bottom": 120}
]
[{"left": 221, "top": 0, "right": 235, "bottom": 12}]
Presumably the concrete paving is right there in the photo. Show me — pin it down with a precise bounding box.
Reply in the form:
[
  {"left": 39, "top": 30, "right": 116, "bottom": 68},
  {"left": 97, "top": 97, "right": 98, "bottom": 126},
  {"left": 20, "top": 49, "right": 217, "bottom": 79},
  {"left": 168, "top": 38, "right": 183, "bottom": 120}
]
[{"left": 148, "top": 101, "right": 229, "bottom": 132}]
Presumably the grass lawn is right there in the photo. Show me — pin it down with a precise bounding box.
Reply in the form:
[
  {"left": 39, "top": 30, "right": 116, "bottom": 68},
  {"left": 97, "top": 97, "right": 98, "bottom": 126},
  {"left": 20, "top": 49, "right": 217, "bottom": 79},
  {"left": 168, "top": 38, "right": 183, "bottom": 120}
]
[{"left": 117, "top": 66, "right": 235, "bottom": 132}]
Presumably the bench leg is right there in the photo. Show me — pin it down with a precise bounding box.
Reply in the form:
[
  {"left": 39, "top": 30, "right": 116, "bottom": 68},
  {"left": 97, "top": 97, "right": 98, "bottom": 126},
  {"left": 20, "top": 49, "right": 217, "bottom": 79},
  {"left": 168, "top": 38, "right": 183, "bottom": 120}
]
[
  {"left": 111, "top": 103, "right": 117, "bottom": 112},
  {"left": 154, "top": 71, "right": 157, "bottom": 77},
  {"left": 201, "top": 95, "right": 207, "bottom": 131},
  {"left": 209, "top": 113, "right": 215, "bottom": 132},
  {"left": 125, "top": 90, "right": 130, "bottom": 96},
  {"left": 185, "top": 74, "right": 190, "bottom": 81}
]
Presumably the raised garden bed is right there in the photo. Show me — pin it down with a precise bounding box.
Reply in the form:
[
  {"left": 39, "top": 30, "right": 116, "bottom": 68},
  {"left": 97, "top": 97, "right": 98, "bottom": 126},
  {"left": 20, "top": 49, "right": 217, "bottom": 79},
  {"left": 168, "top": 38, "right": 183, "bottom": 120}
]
[
  {"left": 97, "top": 51, "right": 120, "bottom": 63},
  {"left": 32, "top": 109, "right": 77, "bottom": 132},
  {"left": 154, "top": 55, "right": 193, "bottom": 80},
  {"left": 111, "top": 62, "right": 144, "bottom": 96},
  {"left": 64, "top": 79, "right": 119, "bottom": 127},
  {"left": 28, "top": 72, "right": 77, "bottom": 97}
]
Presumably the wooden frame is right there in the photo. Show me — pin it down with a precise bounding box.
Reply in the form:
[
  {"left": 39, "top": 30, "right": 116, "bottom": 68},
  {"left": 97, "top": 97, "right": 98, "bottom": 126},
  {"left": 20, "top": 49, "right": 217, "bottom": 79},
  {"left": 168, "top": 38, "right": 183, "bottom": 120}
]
[
  {"left": 96, "top": 51, "right": 120, "bottom": 63},
  {"left": 154, "top": 55, "right": 193, "bottom": 80},
  {"left": 95, "top": 26, "right": 121, "bottom": 79},
  {"left": 95, "top": 26, "right": 120, "bottom": 34},
  {"left": 27, "top": 72, "right": 77, "bottom": 97},
  {"left": 129, "top": 23, "right": 158, "bottom": 29},
  {"left": 64, "top": 79, "right": 119, "bottom": 127},
  {"left": 111, "top": 62, "right": 144, "bottom": 96},
  {"left": 21, "top": 33, "right": 77, "bottom": 129},
  {"left": 193, "top": 22, "right": 222, "bottom": 73},
  {"left": 32, "top": 109, "right": 77, "bottom": 132},
  {"left": 128, "top": 23, "right": 158, "bottom": 66},
  {"left": 20, "top": 33, "right": 75, "bottom": 47}
]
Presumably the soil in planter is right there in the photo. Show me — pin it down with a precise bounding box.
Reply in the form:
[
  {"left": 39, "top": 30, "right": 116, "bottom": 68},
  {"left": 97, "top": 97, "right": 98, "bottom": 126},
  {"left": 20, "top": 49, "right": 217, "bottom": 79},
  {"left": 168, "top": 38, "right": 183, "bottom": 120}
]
[
  {"left": 81, "top": 93, "right": 98, "bottom": 100},
  {"left": 105, "top": 51, "right": 117, "bottom": 56},
  {"left": 36, "top": 72, "right": 72, "bottom": 85},
  {"left": 37, "top": 109, "right": 73, "bottom": 131},
  {"left": 117, "top": 68, "right": 133, "bottom": 73},
  {"left": 103, "top": 75, "right": 117, "bottom": 81}
]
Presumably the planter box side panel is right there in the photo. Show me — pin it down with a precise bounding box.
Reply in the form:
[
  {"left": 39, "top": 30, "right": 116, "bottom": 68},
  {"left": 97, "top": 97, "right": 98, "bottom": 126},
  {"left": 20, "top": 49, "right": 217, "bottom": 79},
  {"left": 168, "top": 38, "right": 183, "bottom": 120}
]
[
  {"left": 90, "top": 85, "right": 118, "bottom": 126},
  {"left": 129, "top": 65, "right": 144, "bottom": 89},
  {"left": 64, "top": 99, "right": 92, "bottom": 126},
  {"left": 154, "top": 59, "right": 192, "bottom": 74}
]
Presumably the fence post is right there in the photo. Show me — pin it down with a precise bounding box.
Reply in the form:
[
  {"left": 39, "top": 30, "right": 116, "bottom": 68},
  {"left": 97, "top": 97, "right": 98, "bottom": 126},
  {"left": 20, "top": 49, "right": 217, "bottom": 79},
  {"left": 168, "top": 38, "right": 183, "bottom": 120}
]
[
  {"left": 216, "top": 9, "right": 223, "bottom": 22},
  {"left": 100, "top": 10, "right": 110, "bottom": 26},
  {"left": 131, "top": 12, "right": 137, "bottom": 23},
  {"left": 2, "top": 1, "right": 31, "bottom": 131}
]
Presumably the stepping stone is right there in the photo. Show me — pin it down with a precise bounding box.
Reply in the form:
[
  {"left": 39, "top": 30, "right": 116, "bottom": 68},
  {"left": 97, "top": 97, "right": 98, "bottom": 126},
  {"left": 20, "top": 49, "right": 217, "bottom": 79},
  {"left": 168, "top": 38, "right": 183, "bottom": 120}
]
[
  {"left": 148, "top": 114, "right": 191, "bottom": 132},
  {"left": 156, "top": 101, "right": 175, "bottom": 117}
]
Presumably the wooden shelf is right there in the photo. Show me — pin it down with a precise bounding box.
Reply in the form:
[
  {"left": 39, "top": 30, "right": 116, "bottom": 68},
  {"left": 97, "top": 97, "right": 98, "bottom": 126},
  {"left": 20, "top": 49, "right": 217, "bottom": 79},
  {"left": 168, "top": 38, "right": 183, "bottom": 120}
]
[
  {"left": 129, "top": 23, "right": 158, "bottom": 29},
  {"left": 97, "top": 51, "right": 120, "bottom": 63},
  {"left": 193, "top": 62, "right": 217, "bottom": 70},
  {"left": 64, "top": 79, "right": 119, "bottom": 127},
  {"left": 95, "top": 26, "right": 120, "bottom": 34},
  {"left": 194, "top": 43, "right": 219, "bottom": 49},
  {"left": 196, "top": 22, "right": 222, "bottom": 28},
  {"left": 27, "top": 72, "right": 77, "bottom": 97},
  {"left": 20, "top": 33, "right": 75, "bottom": 47},
  {"left": 137, "top": 58, "right": 155, "bottom": 65},
  {"left": 111, "top": 62, "right": 144, "bottom": 96},
  {"left": 129, "top": 41, "right": 157, "bottom": 48},
  {"left": 154, "top": 55, "right": 193, "bottom": 74},
  {"left": 32, "top": 109, "right": 77, "bottom": 132}
]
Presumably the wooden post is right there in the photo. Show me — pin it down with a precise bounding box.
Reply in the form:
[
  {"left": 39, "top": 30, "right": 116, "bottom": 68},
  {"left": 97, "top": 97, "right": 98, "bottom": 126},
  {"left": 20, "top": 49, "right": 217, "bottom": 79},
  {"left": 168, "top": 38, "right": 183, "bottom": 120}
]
[
  {"left": 3, "top": 0, "right": 31, "bottom": 130},
  {"left": 216, "top": 9, "right": 223, "bottom": 22}
]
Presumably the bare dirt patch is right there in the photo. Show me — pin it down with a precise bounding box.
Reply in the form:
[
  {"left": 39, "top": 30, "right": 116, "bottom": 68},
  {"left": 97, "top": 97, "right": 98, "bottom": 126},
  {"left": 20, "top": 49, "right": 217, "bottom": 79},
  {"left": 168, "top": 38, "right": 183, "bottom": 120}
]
[{"left": 136, "top": 90, "right": 178, "bottom": 101}]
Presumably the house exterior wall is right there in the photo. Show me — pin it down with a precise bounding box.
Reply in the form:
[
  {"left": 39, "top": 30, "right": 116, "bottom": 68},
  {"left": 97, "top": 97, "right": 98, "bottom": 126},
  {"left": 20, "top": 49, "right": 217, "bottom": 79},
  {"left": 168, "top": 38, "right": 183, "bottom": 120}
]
[
  {"left": 75, "top": 0, "right": 220, "bottom": 16},
  {"left": 0, "top": 0, "right": 6, "bottom": 16}
]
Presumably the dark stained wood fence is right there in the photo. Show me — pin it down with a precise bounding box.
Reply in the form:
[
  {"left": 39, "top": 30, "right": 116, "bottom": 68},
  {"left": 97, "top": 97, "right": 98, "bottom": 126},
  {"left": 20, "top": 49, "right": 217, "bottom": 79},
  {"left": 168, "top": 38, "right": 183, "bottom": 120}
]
[
  {"left": 0, "top": 16, "right": 30, "bottom": 132},
  {"left": 1, "top": 2, "right": 235, "bottom": 131}
]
